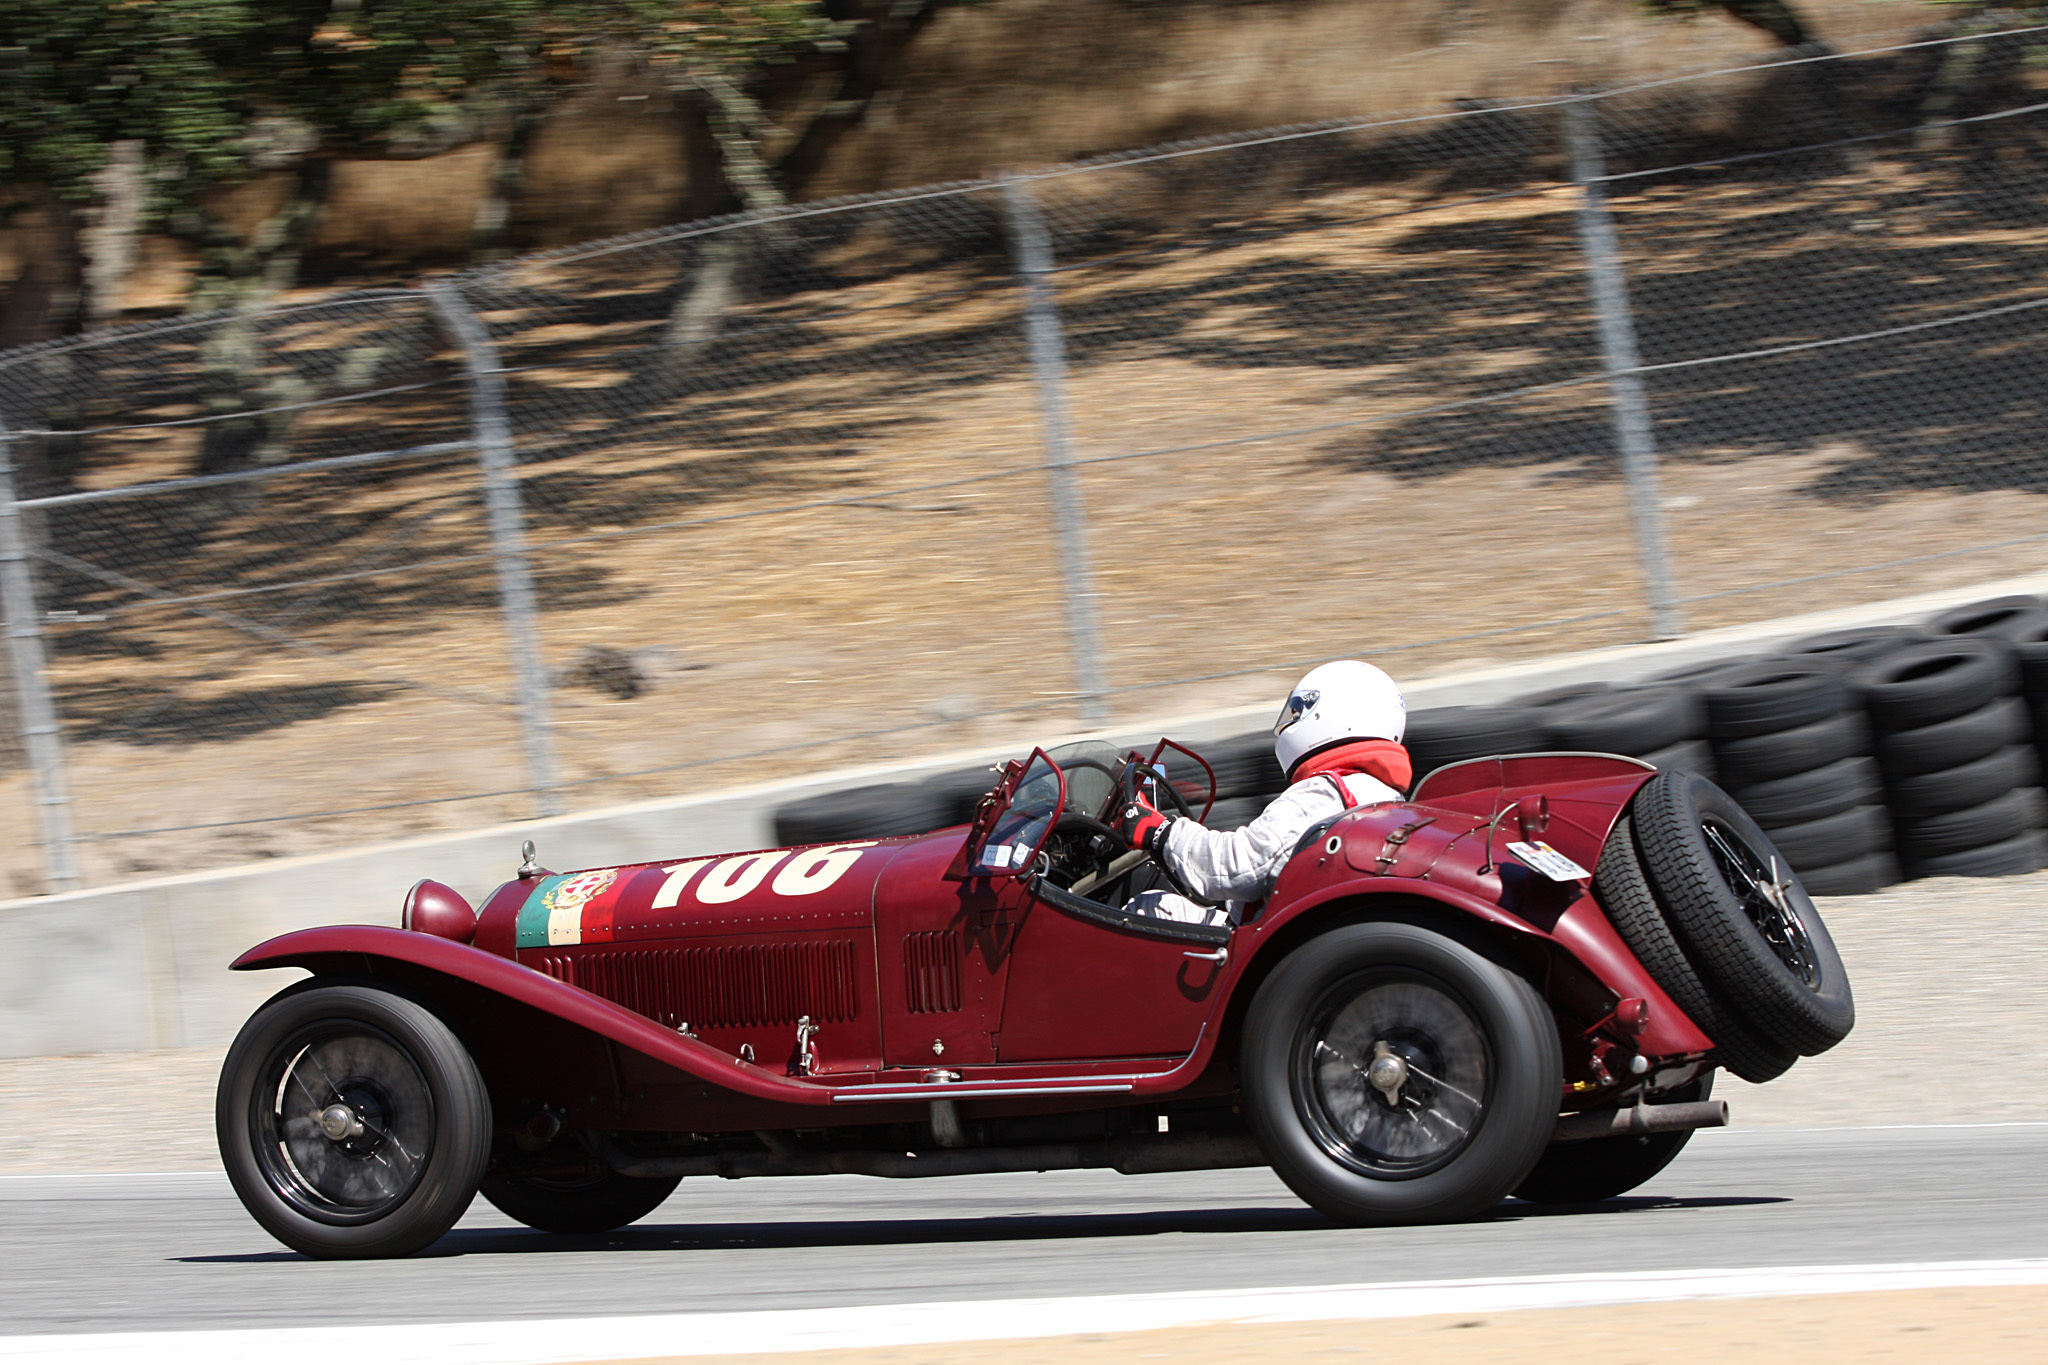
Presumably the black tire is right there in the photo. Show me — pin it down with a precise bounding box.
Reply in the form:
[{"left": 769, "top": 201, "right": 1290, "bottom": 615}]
[
  {"left": 1726, "top": 756, "right": 1879, "bottom": 827},
  {"left": 1651, "top": 658, "right": 1758, "bottom": 688},
  {"left": 1629, "top": 770, "right": 1856, "bottom": 1057},
  {"left": 1859, "top": 638, "right": 2016, "bottom": 733},
  {"left": 1405, "top": 705, "right": 1551, "bottom": 779},
  {"left": 1199, "top": 732, "right": 1288, "bottom": 800},
  {"left": 1893, "top": 787, "right": 2042, "bottom": 861},
  {"left": 1785, "top": 625, "right": 1932, "bottom": 668},
  {"left": 1593, "top": 815, "right": 1795, "bottom": 1084},
  {"left": 1512, "top": 681, "right": 1615, "bottom": 709},
  {"left": 1241, "top": 923, "right": 1561, "bottom": 1226},
  {"left": 1641, "top": 738, "right": 1716, "bottom": 781},
  {"left": 928, "top": 767, "right": 1005, "bottom": 826},
  {"left": 774, "top": 783, "right": 949, "bottom": 845},
  {"left": 1876, "top": 697, "right": 2029, "bottom": 777},
  {"left": 1761, "top": 804, "right": 1890, "bottom": 872},
  {"left": 1713, "top": 711, "right": 1868, "bottom": 786},
  {"left": 1512, "top": 1073, "right": 1715, "bottom": 1205},
  {"left": 1885, "top": 745, "right": 2037, "bottom": 820},
  {"left": 1796, "top": 851, "right": 1902, "bottom": 897},
  {"left": 1927, "top": 595, "right": 2044, "bottom": 639},
  {"left": 2006, "top": 618, "right": 2048, "bottom": 701},
  {"left": 1544, "top": 687, "right": 1703, "bottom": 755},
  {"left": 217, "top": 982, "right": 492, "bottom": 1259},
  {"left": 1700, "top": 662, "right": 1848, "bottom": 741},
  {"left": 1905, "top": 829, "right": 2048, "bottom": 879},
  {"left": 480, "top": 1169, "right": 682, "bottom": 1235}
]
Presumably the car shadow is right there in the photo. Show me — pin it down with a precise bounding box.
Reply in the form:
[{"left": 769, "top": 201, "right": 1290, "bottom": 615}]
[{"left": 176, "top": 1194, "right": 1788, "bottom": 1262}]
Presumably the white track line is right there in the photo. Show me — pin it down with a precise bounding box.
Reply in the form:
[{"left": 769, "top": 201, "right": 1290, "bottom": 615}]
[{"left": 7, "top": 1259, "right": 2048, "bottom": 1364}]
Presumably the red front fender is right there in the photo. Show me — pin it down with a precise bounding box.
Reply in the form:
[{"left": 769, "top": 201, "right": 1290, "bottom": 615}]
[{"left": 233, "top": 925, "right": 840, "bottom": 1108}]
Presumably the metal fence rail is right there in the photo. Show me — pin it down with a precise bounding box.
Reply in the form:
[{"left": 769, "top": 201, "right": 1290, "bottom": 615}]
[{"left": 1, "top": 28, "right": 2045, "bottom": 891}]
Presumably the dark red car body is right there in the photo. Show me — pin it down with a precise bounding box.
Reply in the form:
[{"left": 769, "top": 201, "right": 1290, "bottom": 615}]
[{"left": 233, "top": 752, "right": 1711, "bottom": 1145}]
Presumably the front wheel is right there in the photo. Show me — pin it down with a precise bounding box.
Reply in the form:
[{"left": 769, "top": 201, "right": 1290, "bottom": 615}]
[
  {"left": 1242, "top": 923, "right": 1561, "bottom": 1226},
  {"left": 216, "top": 981, "right": 492, "bottom": 1259}
]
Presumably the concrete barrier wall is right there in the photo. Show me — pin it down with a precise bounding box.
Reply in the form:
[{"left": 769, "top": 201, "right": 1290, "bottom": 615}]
[{"left": 8, "top": 572, "right": 2046, "bottom": 1061}]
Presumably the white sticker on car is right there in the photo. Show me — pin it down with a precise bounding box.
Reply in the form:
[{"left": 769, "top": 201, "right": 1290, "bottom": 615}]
[{"left": 1506, "top": 841, "right": 1591, "bottom": 882}]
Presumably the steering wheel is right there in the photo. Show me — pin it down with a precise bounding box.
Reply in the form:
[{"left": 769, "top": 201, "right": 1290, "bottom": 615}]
[{"left": 1116, "top": 756, "right": 1198, "bottom": 830}]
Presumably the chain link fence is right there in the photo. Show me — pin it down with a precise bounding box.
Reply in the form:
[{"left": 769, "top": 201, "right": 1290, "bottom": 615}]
[{"left": 2, "top": 27, "right": 2045, "bottom": 893}]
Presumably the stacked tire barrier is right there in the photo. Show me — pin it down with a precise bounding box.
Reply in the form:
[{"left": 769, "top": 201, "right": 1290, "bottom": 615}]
[
  {"left": 1859, "top": 635, "right": 2047, "bottom": 879},
  {"left": 773, "top": 593, "right": 2048, "bottom": 896},
  {"left": 1694, "top": 661, "right": 1895, "bottom": 896}
]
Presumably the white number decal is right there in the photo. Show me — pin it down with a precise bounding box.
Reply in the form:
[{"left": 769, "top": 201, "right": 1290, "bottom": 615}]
[
  {"left": 695, "top": 851, "right": 789, "bottom": 904},
  {"left": 770, "top": 842, "right": 876, "bottom": 897},
  {"left": 651, "top": 859, "right": 712, "bottom": 909}
]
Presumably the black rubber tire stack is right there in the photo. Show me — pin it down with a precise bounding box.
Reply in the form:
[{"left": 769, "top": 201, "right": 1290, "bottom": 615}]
[
  {"left": 1859, "top": 636, "right": 2048, "bottom": 879},
  {"left": 1536, "top": 685, "right": 1712, "bottom": 778},
  {"left": 1783, "top": 624, "right": 1931, "bottom": 671},
  {"left": 1403, "top": 705, "right": 1550, "bottom": 785},
  {"left": 1698, "top": 660, "right": 1895, "bottom": 895},
  {"left": 773, "top": 781, "right": 955, "bottom": 846}
]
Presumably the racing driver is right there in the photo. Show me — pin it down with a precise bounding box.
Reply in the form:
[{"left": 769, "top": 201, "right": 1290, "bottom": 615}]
[{"left": 1119, "top": 659, "right": 1411, "bottom": 927}]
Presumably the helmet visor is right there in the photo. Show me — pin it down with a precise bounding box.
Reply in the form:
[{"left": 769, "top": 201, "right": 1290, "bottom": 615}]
[{"left": 1273, "top": 688, "right": 1320, "bottom": 737}]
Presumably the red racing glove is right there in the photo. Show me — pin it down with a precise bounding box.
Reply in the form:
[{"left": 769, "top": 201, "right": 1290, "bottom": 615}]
[{"left": 1121, "top": 792, "right": 1174, "bottom": 856}]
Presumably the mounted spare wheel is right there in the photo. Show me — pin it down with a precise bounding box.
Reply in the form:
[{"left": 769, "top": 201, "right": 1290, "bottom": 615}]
[
  {"left": 1628, "top": 770, "right": 1855, "bottom": 1057},
  {"left": 1593, "top": 815, "right": 1795, "bottom": 1084}
]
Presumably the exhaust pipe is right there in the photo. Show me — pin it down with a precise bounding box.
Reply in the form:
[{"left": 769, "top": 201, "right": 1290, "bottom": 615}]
[{"left": 1551, "top": 1099, "right": 1728, "bottom": 1144}]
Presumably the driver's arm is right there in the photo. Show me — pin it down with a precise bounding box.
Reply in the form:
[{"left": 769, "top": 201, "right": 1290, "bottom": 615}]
[{"left": 1156, "top": 780, "right": 1345, "bottom": 903}]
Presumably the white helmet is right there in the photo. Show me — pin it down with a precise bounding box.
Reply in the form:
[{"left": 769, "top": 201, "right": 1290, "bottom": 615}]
[{"left": 1273, "top": 660, "right": 1407, "bottom": 776}]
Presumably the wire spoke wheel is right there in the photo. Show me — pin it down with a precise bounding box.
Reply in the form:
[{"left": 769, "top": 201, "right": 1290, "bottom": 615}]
[
  {"left": 1702, "top": 819, "right": 1820, "bottom": 987},
  {"left": 1297, "top": 974, "right": 1490, "bottom": 1179},
  {"left": 255, "top": 1025, "right": 436, "bottom": 1224},
  {"left": 218, "top": 982, "right": 491, "bottom": 1258}
]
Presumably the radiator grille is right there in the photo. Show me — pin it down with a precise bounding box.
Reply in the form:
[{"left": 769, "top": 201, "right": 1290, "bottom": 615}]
[
  {"left": 902, "top": 931, "right": 963, "bottom": 1014},
  {"left": 536, "top": 940, "right": 859, "bottom": 1029}
]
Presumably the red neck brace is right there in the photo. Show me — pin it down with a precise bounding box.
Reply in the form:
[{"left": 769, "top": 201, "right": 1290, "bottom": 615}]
[{"left": 1291, "top": 738, "right": 1413, "bottom": 793}]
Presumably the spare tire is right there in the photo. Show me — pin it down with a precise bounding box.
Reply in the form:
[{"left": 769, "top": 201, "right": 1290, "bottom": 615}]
[
  {"left": 1627, "top": 769, "right": 1856, "bottom": 1057},
  {"left": 1405, "top": 705, "right": 1549, "bottom": 778},
  {"left": 1544, "top": 687, "right": 1703, "bottom": 756},
  {"left": 774, "top": 783, "right": 951, "bottom": 846},
  {"left": 1859, "top": 638, "right": 2016, "bottom": 733},
  {"left": 1700, "top": 662, "right": 1848, "bottom": 741},
  {"left": 1592, "top": 815, "right": 1794, "bottom": 1084}
]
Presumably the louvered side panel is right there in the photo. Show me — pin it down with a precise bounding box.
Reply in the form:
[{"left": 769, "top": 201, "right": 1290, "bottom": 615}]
[
  {"left": 902, "top": 931, "right": 963, "bottom": 1014},
  {"left": 533, "top": 941, "right": 859, "bottom": 1029}
]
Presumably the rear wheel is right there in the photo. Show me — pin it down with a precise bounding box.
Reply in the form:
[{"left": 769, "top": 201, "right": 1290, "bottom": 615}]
[
  {"left": 1243, "top": 923, "right": 1560, "bottom": 1226},
  {"left": 1513, "top": 1074, "right": 1715, "bottom": 1204},
  {"left": 480, "top": 1168, "right": 681, "bottom": 1234},
  {"left": 217, "top": 982, "right": 491, "bottom": 1259}
]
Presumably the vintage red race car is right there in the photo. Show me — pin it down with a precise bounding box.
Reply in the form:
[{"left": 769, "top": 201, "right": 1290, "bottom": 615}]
[{"left": 216, "top": 742, "right": 1853, "bottom": 1258}]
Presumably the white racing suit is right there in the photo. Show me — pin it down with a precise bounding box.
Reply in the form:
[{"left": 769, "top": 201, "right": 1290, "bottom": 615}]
[{"left": 1125, "top": 770, "right": 1402, "bottom": 928}]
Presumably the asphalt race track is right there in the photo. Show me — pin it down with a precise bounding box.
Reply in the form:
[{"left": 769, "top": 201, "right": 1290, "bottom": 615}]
[{"left": 2, "top": 1122, "right": 2044, "bottom": 1342}]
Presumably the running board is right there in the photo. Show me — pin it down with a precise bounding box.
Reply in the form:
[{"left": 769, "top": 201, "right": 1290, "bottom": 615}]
[
  {"left": 601, "top": 1130, "right": 1266, "bottom": 1180},
  {"left": 1551, "top": 1099, "right": 1728, "bottom": 1143}
]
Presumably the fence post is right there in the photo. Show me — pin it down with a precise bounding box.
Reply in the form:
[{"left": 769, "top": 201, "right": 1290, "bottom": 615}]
[
  {"left": 426, "top": 281, "right": 563, "bottom": 816},
  {"left": 1566, "top": 96, "right": 1685, "bottom": 641},
  {"left": 0, "top": 412, "right": 81, "bottom": 889},
  {"left": 1000, "top": 174, "right": 1109, "bottom": 727}
]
